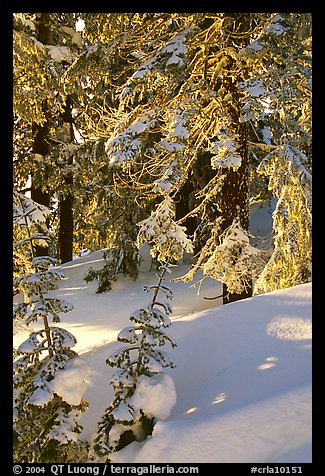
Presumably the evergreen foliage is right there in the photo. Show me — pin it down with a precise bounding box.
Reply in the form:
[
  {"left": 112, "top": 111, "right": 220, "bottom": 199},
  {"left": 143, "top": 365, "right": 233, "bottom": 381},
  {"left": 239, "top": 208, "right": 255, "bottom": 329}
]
[
  {"left": 254, "top": 144, "right": 312, "bottom": 291},
  {"left": 91, "top": 195, "right": 193, "bottom": 460},
  {"left": 84, "top": 245, "right": 140, "bottom": 294},
  {"left": 13, "top": 193, "right": 89, "bottom": 463},
  {"left": 92, "top": 263, "right": 176, "bottom": 460},
  {"left": 137, "top": 195, "right": 194, "bottom": 263},
  {"left": 88, "top": 12, "right": 311, "bottom": 297},
  {"left": 12, "top": 11, "right": 312, "bottom": 463},
  {"left": 13, "top": 12, "right": 312, "bottom": 299},
  {"left": 178, "top": 219, "right": 266, "bottom": 297}
]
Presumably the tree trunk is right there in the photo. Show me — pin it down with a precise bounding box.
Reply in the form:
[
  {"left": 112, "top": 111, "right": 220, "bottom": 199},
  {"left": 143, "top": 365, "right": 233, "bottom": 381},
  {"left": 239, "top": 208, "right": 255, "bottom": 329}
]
[
  {"left": 219, "top": 14, "right": 253, "bottom": 304},
  {"left": 58, "top": 97, "right": 74, "bottom": 263},
  {"left": 219, "top": 87, "right": 252, "bottom": 304},
  {"left": 58, "top": 191, "right": 73, "bottom": 263},
  {"left": 31, "top": 124, "right": 50, "bottom": 257},
  {"left": 31, "top": 13, "right": 52, "bottom": 257}
]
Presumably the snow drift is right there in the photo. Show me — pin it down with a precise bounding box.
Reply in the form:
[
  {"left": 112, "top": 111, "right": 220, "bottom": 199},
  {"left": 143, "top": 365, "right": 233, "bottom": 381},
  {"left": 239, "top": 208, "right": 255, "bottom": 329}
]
[{"left": 14, "top": 251, "right": 312, "bottom": 463}]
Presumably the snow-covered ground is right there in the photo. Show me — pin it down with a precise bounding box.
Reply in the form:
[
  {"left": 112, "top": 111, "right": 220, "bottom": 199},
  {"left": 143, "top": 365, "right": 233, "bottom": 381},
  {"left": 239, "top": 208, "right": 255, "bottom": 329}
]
[{"left": 13, "top": 245, "right": 312, "bottom": 463}]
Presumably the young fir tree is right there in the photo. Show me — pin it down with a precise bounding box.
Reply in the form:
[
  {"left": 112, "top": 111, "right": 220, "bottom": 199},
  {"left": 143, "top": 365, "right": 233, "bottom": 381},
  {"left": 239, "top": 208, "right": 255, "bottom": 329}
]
[
  {"left": 92, "top": 196, "right": 191, "bottom": 460},
  {"left": 83, "top": 185, "right": 143, "bottom": 293},
  {"left": 13, "top": 192, "right": 89, "bottom": 463},
  {"left": 177, "top": 219, "right": 266, "bottom": 298}
]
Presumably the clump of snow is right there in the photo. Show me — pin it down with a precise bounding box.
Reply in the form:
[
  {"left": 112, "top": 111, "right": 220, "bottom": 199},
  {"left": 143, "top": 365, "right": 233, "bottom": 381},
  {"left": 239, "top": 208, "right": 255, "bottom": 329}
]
[
  {"left": 51, "top": 327, "right": 77, "bottom": 349},
  {"left": 17, "top": 333, "right": 39, "bottom": 354},
  {"left": 129, "top": 373, "right": 177, "bottom": 420},
  {"left": 45, "top": 45, "right": 75, "bottom": 63},
  {"left": 162, "top": 30, "right": 189, "bottom": 67},
  {"left": 112, "top": 402, "right": 133, "bottom": 422},
  {"left": 121, "top": 28, "right": 193, "bottom": 99},
  {"left": 131, "top": 28, "right": 191, "bottom": 79},
  {"left": 137, "top": 196, "right": 194, "bottom": 262},
  {"left": 209, "top": 129, "right": 242, "bottom": 170},
  {"left": 246, "top": 40, "right": 264, "bottom": 52},
  {"left": 117, "top": 326, "right": 139, "bottom": 344},
  {"left": 24, "top": 355, "right": 90, "bottom": 407},
  {"left": 51, "top": 357, "right": 90, "bottom": 405},
  {"left": 14, "top": 14, "right": 36, "bottom": 32},
  {"left": 105, "top": 111, "right": 157, "bottom": 165},
  {"left": 265, "top": 14, "right": 287, "bottom": 36},
  {"left": 244, "top": 79, "right": 267, "bottom": 98},
  {"left": 13, "top": 191, "right": 51, "bottom": 226},
  {"left": 75, "top": 18, "right": 85, "bottom": 32},
  {"left": 211, "top": 153, "right": 242, "bottom": 169},
  {"left": 169, "top": 111, "right": 189, "bottom": 139},
  {"left": 61, "top": 25, "right": 83, "bottom": 48},
  {"left": 48, "top": 409, "right": 82, "bottom": 444},
  {"left": 28, "top": 387, "right": 52, "bottom": 406}
]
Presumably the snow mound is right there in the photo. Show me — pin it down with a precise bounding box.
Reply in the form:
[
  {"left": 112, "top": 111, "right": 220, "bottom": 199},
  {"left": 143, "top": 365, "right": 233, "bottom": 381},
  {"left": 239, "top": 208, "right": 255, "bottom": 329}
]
[
  {"left": 110, "top": 283, "right": 312, "bottom": 463},
  {"left": 51, "top": 357, "right": 90, "bottom": 405},
  {"left": 118, "top": 385, "right": 311, "bottom": 463},
  {"left": 15, "top": 246, "right": 311, "bottom": 463},
  {"left": 129, "top": 374, "right": 177, "bottom": 420}
]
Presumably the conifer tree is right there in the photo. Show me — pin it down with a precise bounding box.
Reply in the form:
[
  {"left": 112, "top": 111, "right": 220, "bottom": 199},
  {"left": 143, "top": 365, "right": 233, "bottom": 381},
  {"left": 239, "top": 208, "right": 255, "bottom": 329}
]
[
  {"left": 13, "top": 13, "right": 123, "bottom": 262},
  {"left": 14, "top": 13, "right": 76, "bottom": 262},
  {"left": 238, "top": 13, "right": 312, "bottom": 291},
  {"left": 92, "top": 196, "right": 190, "bottom": 460},
  {"left": 14, "top": 13, "right": 312, "bottom": 301},
  {"left": 13, "top": 192, "right": 89, "bottom": 463},
  {"left": 92, "top": 263, "right": 176, "bottom": 460},
  {"left": 177, "top": 218, "right": 266, "bottom": 297},
  {"left": 91, "top": 13, "right": 311, "bottom": 300},
  {"left": 254, "top": 144, "right": 312, "bottom": 291}
]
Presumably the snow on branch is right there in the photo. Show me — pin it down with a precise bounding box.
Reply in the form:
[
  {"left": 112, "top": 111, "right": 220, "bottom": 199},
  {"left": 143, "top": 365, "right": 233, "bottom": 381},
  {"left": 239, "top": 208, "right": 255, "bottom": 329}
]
[
  {"left": 121, "top": 27, "right": 194, "bottom": 99},
  {"left": 255, "top": 142, "right": 312, "bottom": 292},
  {"left": 257, "top": 143, "right": 312, "bottom": 197},
  {"left": 137, "top": 195, "right": 194, "bottom": 262},
  {"left": 105, "top": 110, "right": 158, "bottom": 165},
  {"left": 93, "top": 263, "right": 177, "bottom": 458},
  {"left": 209, "top": 123, "right": 242, "bottom": 170},
  {"left": 202, "top": 220, "right": 265, "bottom": 295},
  {"left": 13, "top": 191, "right": 51, "bottom": 226}
]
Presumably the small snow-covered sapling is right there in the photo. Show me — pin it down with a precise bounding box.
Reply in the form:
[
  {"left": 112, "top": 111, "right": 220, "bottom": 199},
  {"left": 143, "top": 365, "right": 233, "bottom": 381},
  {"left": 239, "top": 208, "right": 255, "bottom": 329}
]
[{"left": 92, "top": 262, "right": 177, "bottom": 460}]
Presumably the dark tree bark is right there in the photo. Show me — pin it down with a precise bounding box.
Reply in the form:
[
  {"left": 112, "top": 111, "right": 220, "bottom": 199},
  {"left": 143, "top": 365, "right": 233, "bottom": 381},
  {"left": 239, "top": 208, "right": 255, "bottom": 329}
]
[
  {"left": 57, "top": 96, "right": 74, "bottom": 264},
  {"left": 31, "top": 125, "right": 51, "bottom": 257},
  {"left": 29, "top": 15, "right": 74, "bottom": 263},
  {"left": 30, "top": 14, "right": 52, "bottom": 257},
  {"left": 58, "top": 191, "right": 73, "bottom": 264},
  {"left": 219, "top": 139, "right": 252, "bottom": 303},
  {"left": 219, "top": 14, "right": 253, "bottom": 304},
  {"left": 219, "top": 82, "right": 252, "bottom": 304}
]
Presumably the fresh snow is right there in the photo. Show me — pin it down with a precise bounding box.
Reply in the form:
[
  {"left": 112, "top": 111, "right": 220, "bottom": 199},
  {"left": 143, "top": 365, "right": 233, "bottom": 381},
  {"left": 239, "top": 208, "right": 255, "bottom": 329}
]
[
  {"left": 50, "top": 356, "right": 90, "bottom": 406},
  {"left": 13, "top": 192, "right": 51, "bottom": 226},
  {"left": 45, "top": 45, "right": 75, "bottom": 63},
  {"left": 13, "top": 244, "right": 312, "bottom": 463},
  {"left": 129, "top": 374, "right": 177, "bottom": 420}
]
